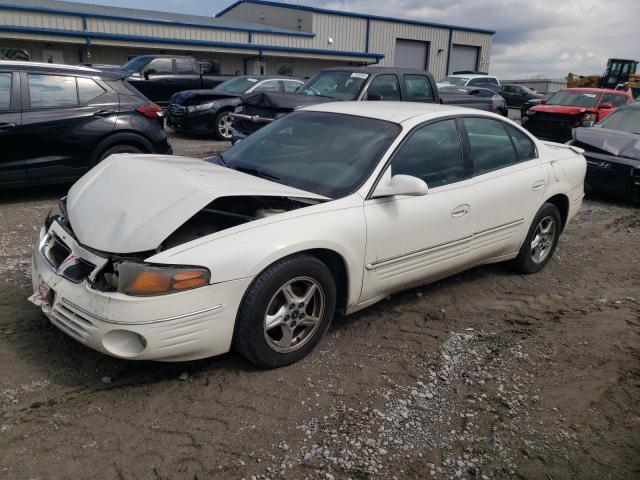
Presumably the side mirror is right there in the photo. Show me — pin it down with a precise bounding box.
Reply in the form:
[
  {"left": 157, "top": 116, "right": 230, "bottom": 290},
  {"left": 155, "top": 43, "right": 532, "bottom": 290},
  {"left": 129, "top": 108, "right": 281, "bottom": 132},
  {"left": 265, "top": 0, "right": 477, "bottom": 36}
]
[
  {"left": 371, "top": 174, "right": 429, "bottom": 198},
  {"left": 599, "top": 102, "right": 613, "bottom": 109},
  {"left": 367, "top": 93, "right": 383, "bottom": 101},
  {"left": 143, "top": 69, "right": 155, "bottom": 80}
]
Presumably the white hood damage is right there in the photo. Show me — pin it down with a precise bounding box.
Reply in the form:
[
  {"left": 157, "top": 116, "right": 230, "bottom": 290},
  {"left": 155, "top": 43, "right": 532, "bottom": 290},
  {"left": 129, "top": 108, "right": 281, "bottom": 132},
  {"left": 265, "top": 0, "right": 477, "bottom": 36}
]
[{"left": 67, "top": 154, "right": 326, "bottom": 254}]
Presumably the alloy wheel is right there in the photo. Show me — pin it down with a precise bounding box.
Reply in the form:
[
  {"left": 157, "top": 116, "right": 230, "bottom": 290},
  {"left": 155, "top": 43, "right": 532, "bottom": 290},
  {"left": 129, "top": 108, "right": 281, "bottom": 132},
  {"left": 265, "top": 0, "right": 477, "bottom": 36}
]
[
  {"left": 217, "top": 114, "right": 233, "bottom": 139},
  {"left": 530, "top": 216, "right": 556, "bottom": 264},
  {"left": 263, "top": 276, "right": 325, "bottom": 353}
]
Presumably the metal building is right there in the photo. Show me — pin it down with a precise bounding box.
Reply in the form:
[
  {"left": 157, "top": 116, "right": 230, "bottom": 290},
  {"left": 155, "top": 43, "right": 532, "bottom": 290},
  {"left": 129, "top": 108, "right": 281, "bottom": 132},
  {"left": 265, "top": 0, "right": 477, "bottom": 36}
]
[{"left": 0, "top": 0, "right": 494, "bottom": 79}]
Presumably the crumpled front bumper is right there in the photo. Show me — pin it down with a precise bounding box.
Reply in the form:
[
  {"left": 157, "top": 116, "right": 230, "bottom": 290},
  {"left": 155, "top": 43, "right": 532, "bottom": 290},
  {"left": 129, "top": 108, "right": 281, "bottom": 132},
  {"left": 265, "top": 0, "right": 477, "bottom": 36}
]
[{"left": 29, "top": 226, "right": 253, "bottom": 362}]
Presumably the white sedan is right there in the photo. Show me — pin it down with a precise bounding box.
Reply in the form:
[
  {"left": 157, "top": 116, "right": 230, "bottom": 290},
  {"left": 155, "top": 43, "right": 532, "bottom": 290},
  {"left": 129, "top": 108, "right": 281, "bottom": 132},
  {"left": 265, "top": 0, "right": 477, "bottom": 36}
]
[{"left": 30, "top": 102, "right": 586, "bottom": 368}]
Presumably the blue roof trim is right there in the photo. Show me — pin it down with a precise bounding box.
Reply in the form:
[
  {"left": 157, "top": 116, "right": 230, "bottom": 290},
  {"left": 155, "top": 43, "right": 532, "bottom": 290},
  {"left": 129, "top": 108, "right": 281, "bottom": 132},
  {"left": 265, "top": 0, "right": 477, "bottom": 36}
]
[
  {"left": 0, "top": 3, "right": 315, "bottom": 37},
  {"left": 0, "top": 24, "right": 384, "bottom": 60},
  {"left": 216, "top": 0, "right": 496, "bottom": 35}
]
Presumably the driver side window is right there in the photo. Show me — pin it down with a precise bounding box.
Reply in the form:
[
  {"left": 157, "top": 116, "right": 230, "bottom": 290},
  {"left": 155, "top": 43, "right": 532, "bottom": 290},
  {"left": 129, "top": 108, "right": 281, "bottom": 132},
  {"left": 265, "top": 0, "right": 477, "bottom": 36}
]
[{"left": 391, "top": 120, "right": 465, "bottom": 188}]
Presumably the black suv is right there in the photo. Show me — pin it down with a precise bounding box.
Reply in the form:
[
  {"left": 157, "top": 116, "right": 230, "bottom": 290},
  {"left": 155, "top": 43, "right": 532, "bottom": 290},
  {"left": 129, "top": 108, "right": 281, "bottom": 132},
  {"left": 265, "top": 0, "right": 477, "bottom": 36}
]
[{"left": 0, "top": 61, "right": 172, "bottom": 189}]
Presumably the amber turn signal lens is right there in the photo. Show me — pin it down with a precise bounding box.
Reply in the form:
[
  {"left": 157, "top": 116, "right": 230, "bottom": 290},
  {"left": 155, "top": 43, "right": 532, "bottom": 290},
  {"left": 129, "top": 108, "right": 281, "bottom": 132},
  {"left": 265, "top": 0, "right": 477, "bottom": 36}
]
[
  {"left": 130, "top": 271, "right": 171, "bottom": 294},
  {"left": 172, "top": 270, "right": 208, "bottom": 290}
]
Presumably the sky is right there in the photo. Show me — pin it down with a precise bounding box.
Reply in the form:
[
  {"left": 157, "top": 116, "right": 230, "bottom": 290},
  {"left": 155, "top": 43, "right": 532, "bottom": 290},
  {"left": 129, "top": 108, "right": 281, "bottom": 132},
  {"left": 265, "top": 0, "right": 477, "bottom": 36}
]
[{"left": 70, "top": 0, "right": 639, "bottom": 79}]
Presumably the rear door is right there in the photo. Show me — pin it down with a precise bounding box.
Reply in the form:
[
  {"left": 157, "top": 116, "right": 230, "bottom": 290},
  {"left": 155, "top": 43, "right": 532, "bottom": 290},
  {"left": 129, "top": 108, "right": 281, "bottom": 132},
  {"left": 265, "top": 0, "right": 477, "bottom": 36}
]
[
  {"left": 0, "top": 70, "right": 25, "bottom": 186},
  {"left": 461, "top": 116, "right": 547, "bottom": 260},
  {"left": 139, "top": 58, "right": 174, "bottom": 102},
  {"left": 173, "top": 58, "right": 200, "bottom": 92},
  {"left": 21, "top": 72, "right": 117, "bottom": 182}
]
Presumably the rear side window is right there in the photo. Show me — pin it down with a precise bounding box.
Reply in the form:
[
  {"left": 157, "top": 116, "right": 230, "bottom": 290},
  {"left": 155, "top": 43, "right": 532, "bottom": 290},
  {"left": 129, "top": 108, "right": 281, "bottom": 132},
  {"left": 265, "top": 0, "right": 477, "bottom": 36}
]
[
  {"left": 506, "top": 125, "right": 537, "bottom": 161},
  {"left": 367, "top": 74, "right": 401, "bottom": 101},
  {"left": 391, "top": 119, "right": 464, "bottom": 188},
  {"left": 283, "top": 80, "right": 302, "bottom": 93},
  {"left": 254, "top": 80, "right": 281, "bottom": 92},
  {"left": 175, "top": 58, "right": 195, "bottom": 74},
  {"left": 404, "top": 74, "right": 434, "bottom": 102},
  {"left": 0, "top": 73, "right": 11, "bottom": 110},
  {"left": 463, "top": 117, "right": 518, "bottom": 175},
  {"left": 78, "top": 77, "right": 105, "bottom": 104},
  {"left": 29, "top": 74, "right": 77, "bottom": 108},
  {"left": 601, "top": 93, "right": 629, "bottom": 107}
]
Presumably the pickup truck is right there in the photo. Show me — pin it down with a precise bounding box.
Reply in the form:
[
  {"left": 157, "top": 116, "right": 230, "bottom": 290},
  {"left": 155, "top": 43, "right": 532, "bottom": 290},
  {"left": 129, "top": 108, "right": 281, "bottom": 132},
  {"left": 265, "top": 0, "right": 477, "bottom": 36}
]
[
  {"left": 118, "top": 55, "right": 232, "bottom": 104},
  {"left": 231, "top": 67, "right": 501, "bottom": 139}
]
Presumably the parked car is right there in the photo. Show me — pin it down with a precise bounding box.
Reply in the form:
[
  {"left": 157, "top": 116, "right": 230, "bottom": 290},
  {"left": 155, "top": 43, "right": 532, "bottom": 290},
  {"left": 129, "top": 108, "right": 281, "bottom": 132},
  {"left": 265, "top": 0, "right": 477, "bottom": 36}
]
[
  {"left": 568, "top": 102, "right": 640, "bottom": 202},
  {"left": 521, "top": 96, "right": 547, "bottom": 118},
  {"left": 438, "top": 85, "right": 508, "bottom": 116},
  {"left": 30, "top": 102, "right": 586, "bottom": 368},
  {"left": 0, "top": 61, "right": 171, "bottom": 189},
  {"left": 231, "top": 67, "right": 502, "bottom": 140},
  {"left": 436, "top": 73, "right": 501, "bottom": 90},
  {"left": 501, "top": 84, "right": 543, "bottom": 107},
  {"left": 521, "top": 88, "right": 634, "bottom": 142},
  {"left": 167, "top": 75, "right": 304, "bottom": 140},
  {"left": 118, "top": 55, "right": 232, "bottom": 104}
]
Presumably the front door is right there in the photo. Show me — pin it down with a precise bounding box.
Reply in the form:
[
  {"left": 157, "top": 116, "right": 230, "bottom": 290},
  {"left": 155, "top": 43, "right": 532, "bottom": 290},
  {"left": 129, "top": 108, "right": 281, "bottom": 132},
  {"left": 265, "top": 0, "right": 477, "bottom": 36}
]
[
  {"left": 361, "top": 119, "right": 475, "bottom": 301},
  {"left": 460, "top": 116, "right": 548, "bottom": 259},
  {"left": 0, "top": 71, "right": 25, "bottom": 186}
]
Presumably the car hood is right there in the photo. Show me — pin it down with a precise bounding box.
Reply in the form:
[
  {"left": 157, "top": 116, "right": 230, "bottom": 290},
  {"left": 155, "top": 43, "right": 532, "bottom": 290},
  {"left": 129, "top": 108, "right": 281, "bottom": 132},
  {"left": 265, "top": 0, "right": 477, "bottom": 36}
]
[
  {"left": 573, "top": 127, "right": 640, "bottom": 160},
  {"left": 239, "top": 92, "right": 334, "bottom": 110},
  {"left": 170, "top": 90, "right": 239, "bottom": 105},
  {"left": 530, "top": 105, "right": 591, "bottom": 115},
  {"left": 66, "top": 154, "right": 328, "bottom": 254}
]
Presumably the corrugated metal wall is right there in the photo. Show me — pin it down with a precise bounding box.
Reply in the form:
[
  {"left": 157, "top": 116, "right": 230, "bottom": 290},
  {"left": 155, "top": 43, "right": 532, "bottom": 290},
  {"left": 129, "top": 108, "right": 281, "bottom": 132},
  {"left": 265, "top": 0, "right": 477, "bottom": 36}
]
[{"left": 0, "top": 9, "right": 82, "bottom": 30}]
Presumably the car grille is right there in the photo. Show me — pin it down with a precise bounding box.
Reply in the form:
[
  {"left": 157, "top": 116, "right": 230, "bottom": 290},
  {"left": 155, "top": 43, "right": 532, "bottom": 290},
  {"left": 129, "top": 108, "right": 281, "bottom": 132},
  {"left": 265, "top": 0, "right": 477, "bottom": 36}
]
[
  {"left": 50, "top": 299, "right": 97, "bottom": 343},
  {"left": 169, "top": 104, "right": 186, "bottom": 116},
  {"left": 44, "top": 235, "right": 96, "bottom": 284},
  {"left": 526, "top": 113, "right": 578, "bottom": 142}
]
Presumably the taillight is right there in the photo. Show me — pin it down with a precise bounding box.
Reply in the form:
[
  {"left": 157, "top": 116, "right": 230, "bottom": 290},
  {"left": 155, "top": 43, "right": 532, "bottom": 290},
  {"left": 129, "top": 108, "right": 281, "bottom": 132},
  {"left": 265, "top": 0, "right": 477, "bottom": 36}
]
[{"left": 136, "top": 103, "right": 164, "bottom": 119}]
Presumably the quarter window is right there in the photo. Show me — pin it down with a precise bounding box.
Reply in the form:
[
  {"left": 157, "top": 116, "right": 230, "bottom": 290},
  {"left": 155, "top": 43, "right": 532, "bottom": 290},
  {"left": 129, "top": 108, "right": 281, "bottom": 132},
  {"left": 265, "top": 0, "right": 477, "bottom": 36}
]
[
  {"left": 367, "top": 74, "right": 401, "bottom": 101},
  {"left": 391, "top": 119, "right": 464, "bottom": 188},
  {"left": 463, "top": 117, "right": 518, "bottom": 175},
  {"left": 0, "top": 73, "right": 11, "bottom": 110},
  {"left": 283, "top": 80, "right": 302, "bottom": 93},
  {"left": 28, "top": 74, "right": 78, "bottom": 108},
  {"left": 78, "top": 77, "right": 105, "bottom": 104},
  {"left": 254, "top": 80, "right": 281, "bottom": 92},
  {"left": 404, "top": 74, "right": 434, "bottom": 102},
  {"left": 506, "top": 125, "right": 537, "bottom": 161}
]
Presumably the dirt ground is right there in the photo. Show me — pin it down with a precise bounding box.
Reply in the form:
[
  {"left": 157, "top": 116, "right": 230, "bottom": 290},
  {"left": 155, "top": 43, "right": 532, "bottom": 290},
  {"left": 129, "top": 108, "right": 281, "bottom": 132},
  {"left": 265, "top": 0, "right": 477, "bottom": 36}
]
[{"left": 1, "top": 130, "right": 639, "bottom": 480}]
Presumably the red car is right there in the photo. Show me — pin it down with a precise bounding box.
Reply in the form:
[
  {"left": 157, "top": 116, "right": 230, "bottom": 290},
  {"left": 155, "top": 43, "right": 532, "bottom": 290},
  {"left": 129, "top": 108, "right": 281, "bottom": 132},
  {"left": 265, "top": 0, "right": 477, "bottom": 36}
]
[{"left": 521, "top": 87, "right": 633, "bottom": 142}]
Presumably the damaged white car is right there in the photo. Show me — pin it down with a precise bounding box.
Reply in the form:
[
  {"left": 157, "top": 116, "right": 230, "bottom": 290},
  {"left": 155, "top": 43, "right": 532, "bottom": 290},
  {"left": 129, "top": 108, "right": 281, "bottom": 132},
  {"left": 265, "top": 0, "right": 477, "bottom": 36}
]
[{"left": 30, "top": 102, "right": 586, "bottom": 368}]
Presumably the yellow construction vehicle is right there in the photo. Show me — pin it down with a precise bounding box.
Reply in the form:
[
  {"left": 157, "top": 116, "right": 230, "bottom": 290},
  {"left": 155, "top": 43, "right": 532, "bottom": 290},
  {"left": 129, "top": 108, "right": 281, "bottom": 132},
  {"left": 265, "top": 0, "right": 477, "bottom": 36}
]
[{"left": 566, "top": 58, "right": 638, "bottom": 90}]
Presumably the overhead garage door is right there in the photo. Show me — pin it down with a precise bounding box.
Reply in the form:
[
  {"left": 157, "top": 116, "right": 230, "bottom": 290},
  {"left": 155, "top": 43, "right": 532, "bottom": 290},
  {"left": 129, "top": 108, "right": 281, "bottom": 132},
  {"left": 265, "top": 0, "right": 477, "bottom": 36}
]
[
  {"left": 449, "top": 44, "right": 479, "bottom": 73},
  {"left": 394, "top": 39, "right": 429, "bottom": 70}
]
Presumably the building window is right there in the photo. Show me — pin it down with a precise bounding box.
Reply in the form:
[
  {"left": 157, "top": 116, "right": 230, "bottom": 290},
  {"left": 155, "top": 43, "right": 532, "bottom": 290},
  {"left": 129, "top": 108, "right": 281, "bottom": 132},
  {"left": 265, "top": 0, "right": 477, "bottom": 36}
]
[
  {"left": 0, "top": 48, "right": 30, "bottom": 61},
  {"left": 277, "top": 63, "right": 293, "bottom": 76}
]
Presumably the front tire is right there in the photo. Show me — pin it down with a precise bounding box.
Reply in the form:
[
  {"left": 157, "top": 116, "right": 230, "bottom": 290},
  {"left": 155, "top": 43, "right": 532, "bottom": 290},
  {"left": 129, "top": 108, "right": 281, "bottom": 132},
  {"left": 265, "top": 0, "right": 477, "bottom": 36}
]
[
  {"left": 213, "top": 110, "right": 234, "bottom": 141},
  {"left": 233, "top": 254, "right": 337, "bottom": 368},
  {"left": 510, "top": 202, "right": 561, "bottom": 274}
]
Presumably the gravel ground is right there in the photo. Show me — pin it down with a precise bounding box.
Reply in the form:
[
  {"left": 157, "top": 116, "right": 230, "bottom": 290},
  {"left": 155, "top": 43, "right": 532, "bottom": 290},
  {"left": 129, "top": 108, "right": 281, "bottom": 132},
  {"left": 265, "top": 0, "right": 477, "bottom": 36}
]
[{"left": 1, "top": 128, "right": 639, "bottom": 480}]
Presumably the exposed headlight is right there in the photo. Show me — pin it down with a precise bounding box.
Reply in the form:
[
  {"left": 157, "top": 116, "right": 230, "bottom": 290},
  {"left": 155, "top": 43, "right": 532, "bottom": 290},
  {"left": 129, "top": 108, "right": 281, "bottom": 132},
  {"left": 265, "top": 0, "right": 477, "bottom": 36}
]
[
  {"left": 187, "top": 102, "right": 215, "bottom": 113},
  {"left": 116, "top": 262, "right": 211, "bottom": 296},
  {"left": 45, "top": 198, "right": 66, "bottom": 229}
]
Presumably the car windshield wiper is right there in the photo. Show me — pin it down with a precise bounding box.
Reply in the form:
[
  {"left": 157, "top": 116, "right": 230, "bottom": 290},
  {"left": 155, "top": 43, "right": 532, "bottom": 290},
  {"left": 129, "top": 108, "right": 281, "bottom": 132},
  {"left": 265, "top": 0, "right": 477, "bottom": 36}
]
[{"left": 234, "top": 165, "right": 281, "bottom": 182}]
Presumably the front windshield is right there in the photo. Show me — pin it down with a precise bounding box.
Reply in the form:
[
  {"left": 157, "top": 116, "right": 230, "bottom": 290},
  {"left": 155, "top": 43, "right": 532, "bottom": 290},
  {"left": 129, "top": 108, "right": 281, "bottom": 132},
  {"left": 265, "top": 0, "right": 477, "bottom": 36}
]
[
  {"left": 597, "top": 107, "right": 640, "bottom": 134},
  {"left": 546, "top": 90, "right": 600, "bottom": 108},
  {"left": 438, "top": 76, "right": 469, "bottom": 86},
  {"left": 120, "top": 57, "right": 150, "bottom": 73},
  {"left": 220, "top": 111, "right": 401, "bottom": 198},
  {"left": 214, "top": 77, "right": 260, "bottom": 94},
  {"left": 297, "top": 71, "right": 368, "bottom": 101}
]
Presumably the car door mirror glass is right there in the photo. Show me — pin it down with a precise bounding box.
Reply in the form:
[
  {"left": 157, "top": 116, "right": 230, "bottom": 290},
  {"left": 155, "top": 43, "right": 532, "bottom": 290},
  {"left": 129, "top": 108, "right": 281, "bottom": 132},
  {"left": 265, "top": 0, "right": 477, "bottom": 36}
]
[
  {"left": 599, "top": 102, "right": 613, "bottom": 109},
  {"left": 371, "top": 174, "right": 429, "bottom": 198}
]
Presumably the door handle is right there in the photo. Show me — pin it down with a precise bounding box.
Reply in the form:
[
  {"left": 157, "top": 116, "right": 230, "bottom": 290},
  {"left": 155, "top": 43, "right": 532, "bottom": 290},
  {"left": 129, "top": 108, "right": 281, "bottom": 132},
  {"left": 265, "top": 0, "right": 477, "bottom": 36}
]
[
  {"left": 451, "top": 204, "right": 470, "bottom": 218},
  {"left": 0, "top": 123, "right": 16, "bottom": 131},
  {"left": 532, "top": 180, "right": 546, "bottom": 191},
  {"left": 93, "top": 110, "right": 115, "bottom": 117}
]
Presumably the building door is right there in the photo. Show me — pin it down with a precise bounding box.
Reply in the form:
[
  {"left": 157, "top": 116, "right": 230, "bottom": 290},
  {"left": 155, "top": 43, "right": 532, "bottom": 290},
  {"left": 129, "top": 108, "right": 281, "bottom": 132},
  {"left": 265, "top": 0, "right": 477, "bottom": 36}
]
[
  {"left": 394, "top": 39, "right": 429, "bottom": 70},
  {"left": 42, "top": 49, "right": 64, "bottom": 64},
  {"left": 449, "top": 45, "right": 479, "bottom": 73},
  {"left": 253, "top": 60, "right": 266, "bottom": 76}
]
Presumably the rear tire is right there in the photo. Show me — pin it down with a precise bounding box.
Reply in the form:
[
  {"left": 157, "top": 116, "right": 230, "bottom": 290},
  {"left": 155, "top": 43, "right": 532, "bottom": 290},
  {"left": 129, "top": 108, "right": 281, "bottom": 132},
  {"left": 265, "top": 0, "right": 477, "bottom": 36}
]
[
  {"left": 510, "top": 202, "right": 561, "bottom": 274},
  {"left": 95, "top": 143, "right": 144, "bottom": 164},
  {"left": 233, "top": 254, "right": 336, "bottom": 369}
]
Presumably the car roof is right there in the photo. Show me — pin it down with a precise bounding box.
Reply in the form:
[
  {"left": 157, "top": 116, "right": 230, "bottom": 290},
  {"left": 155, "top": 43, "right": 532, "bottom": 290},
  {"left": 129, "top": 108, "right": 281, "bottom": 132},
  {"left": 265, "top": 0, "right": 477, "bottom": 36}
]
[
  {"left": 561, "top": 87, "right": 628, "bottom": 94},
  {"left": 300, "top": 101, "right": 472, "bottom": 124},
  {"left": 233, "top": 75, "right": 304, "bottom": 81},
  {"left": 319, "top": 66, "right": 433, "bottom": 76},
  {"left": 0, "top": 60, "right": 125, "bottom": 79},
  {"left": 446, "top": 74, "right": 497, "bottom": 79}
]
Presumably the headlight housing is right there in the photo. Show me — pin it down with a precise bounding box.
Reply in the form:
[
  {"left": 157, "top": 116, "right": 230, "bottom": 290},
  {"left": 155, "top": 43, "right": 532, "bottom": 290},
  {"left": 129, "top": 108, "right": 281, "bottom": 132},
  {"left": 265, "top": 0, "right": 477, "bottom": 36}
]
[
  {"left": 45, "top": 198, "right": 67, "bottom": 229},
  {"left": 116, "top": 262, "right": 211, "bottom": 296},
  {"left": 187, "top": 102, "right": 215, "bottom": 113}
]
